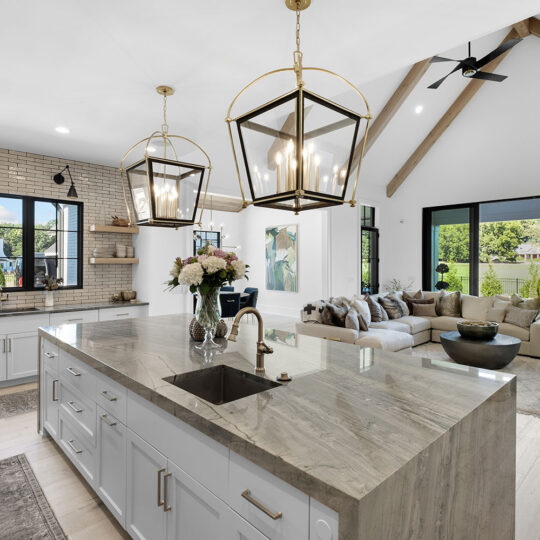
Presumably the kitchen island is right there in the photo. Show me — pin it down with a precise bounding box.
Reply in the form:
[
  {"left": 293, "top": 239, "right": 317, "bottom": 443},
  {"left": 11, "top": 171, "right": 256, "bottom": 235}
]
[{"left": 38, "top": 313, "right": 516, "bottom": 540}]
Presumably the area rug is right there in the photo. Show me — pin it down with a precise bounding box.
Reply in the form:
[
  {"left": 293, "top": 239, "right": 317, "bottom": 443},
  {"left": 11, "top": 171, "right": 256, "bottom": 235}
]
[
  {"left": 0, "top": 388, "right": 38, "bottom": 418},
  {"left": 412, "top": 343, "right": 540, "bottom": 416},
  {"left": 0, "top": 454, "right": 66, "bottom": 539}
]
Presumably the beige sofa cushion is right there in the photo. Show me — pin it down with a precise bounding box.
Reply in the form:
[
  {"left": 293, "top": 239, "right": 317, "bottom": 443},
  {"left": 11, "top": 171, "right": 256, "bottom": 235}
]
[
  {"left": 461, "top": 295, "right": 493, "bottom": 320},
  {"left": 350, "top": 298, "right": 371, "bottom": 326},
  {"left": 295, "top": 322, "right": 358, "bottom": 344},
  {"left": 499, "top": 323, "right": 530, "bottom": 341},
  {"left": 423, "top": 291, "right": 439, "bottom": 301},
  {"left": 355, "top": 329, "right": 413, "bottom": 352},
  {"left": 430, "top": 316, "right": 465, "bottom": 331},
  {"left": 396, "top": 316, "right": 432, "bottom": 334},
  {"left": 370, "top": 320, "right": 411, "bottom": 334}
]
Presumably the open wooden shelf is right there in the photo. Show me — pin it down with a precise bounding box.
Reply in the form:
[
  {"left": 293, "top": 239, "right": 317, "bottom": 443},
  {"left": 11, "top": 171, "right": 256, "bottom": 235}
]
[
  {"left": 89, "top": 224, "right": 139, "bottom": 234},
  {"left": 89, "top": 258, "right": 139, "bottom": 265}
]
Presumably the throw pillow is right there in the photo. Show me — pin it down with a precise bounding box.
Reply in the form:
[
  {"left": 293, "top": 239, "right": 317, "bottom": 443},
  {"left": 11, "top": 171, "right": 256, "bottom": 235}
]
[
  {"left": 387, "top": 293, "right": 409, "bottom": 316},
  {"left": 380, "top": 304, "right": 389, "bottom": 320},
  {"left": 350, "top": 298, "right": 371, "bottom": 326},
  {"left": 511, "top": 293, "right": 540, "bottom": 311},
  {"left": 436, "top": 290, "right": 461, "bottom": 317},
  {"left": 330, "top": 296, "right": 352, "bottom": 310},
  {"left": 486, "top": 307, "right": 506, "bottom": 323},
  {"left": 402, "top": 290, "right": 423, "bottom": 312},
  {"left": 461, "top": 295, "right": 493, "bottom": 320},
  {"left": 504, "top": 305, "right": 539, "bottom": 329},
  {"left": 322, "top": 303, "right": 348, "bottom": 327},
  {"left": 365, "top": 294, "right": 385, "bottom": 323},
  {"left": 412, "top": 302, "right": 437, "bottom": 317},
  {"left": 301, "top": 300, "right": 326, "bottom": 323},
  {"left": 378, "top": 296, "right": 404, "bottom": 319},
  {"left": 345, "top": 309, "right": 360, "bottom": 331},
  {"left": 358, "top": 313, "right": 369, "bottom": 331}
]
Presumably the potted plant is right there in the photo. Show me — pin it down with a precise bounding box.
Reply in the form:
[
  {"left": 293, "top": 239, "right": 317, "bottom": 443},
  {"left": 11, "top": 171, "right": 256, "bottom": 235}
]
[
  {"left": 42, "top": 276, "right": 63, "bottom": 307},
  {"left": 168, "top": 244, "right": 248, "bottom": 348}
]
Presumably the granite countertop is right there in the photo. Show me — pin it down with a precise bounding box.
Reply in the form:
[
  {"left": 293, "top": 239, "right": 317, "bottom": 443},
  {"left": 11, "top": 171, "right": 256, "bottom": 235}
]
[
  {"left": 0, "top": 300, "right": 149, "bottom": 317},
  {"left": 39, "top": 313, "right": 515, "bottom": 523}
]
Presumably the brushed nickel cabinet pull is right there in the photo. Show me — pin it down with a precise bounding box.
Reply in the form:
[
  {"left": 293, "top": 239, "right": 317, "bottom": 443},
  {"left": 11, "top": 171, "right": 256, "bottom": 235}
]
[
  {"left": 163, "top": 472, "right": 172, "bottom": 512},
  {"left": 8, "top": 338, "right": 11, "bottom": 353},
  {"left": 44, "top": 352, "right": 57, "bottom": 358},
  {"left": 100, "top": 413, "right": 117, "bottom": 427},
  {"left": 68, "top": 318, "right": 83, "bottom": 322},
  {"left": 100, "top": 390, "right": 117, "bottom": 402},
  {"left": 52, "top": 379, "right": 58, "bottom": 402},
  {"left": 115, "top": 313, "right": 129, "bottom": 317},
  {"left": 157, "top": 468, "right": 165, "bottom": 507},
  {"left": 66, "top": 367, "right": 81, "bottom": 377},
  {"left": 2, "top": 339, "right": 4, "bottom": 353},
  {"left": 67, "top": 439, "right": 82, "bottom": 454},
  {"left": 67, "top": 400, "right": 83, "bottom": 413},
  {"left": 241, "top": 489, "right": 283, "bottom": 520}
]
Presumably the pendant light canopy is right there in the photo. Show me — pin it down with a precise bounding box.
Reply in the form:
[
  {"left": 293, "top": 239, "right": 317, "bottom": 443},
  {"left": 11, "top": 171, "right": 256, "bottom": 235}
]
[
  {"left": 120, "top": 86, "right": 212, "bottom": 228},
  {"left": 226, "top": 0, "right": 371, "bottom": 213}
]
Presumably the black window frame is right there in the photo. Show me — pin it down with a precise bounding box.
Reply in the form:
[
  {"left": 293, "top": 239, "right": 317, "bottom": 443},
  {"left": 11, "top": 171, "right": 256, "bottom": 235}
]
[
  {"left": 0, "top": 193, "right": 83, "bottom": 292},
  {"left": 193, "top": 230, "right": 221, "bottom": 254},
  {"left": 422, "top": 194, "right": 540, "bottom": 296},
  {"left": 360, "top": 205, "right": 379, "bottom": 294}
]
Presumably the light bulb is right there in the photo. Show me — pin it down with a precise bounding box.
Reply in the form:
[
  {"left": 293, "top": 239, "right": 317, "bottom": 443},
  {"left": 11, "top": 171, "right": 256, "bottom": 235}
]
[
  {"left": 275, "top": 152, "right": 282, "bottom": 165},
  {"left": 291, "top": 158, "right": 297, "bottom": 169},
  {"left": 333, "top": 165, "right": 338, "bottom": 173},
  {"left": 340, "top": 169, "right": 346, "bottom": 178},
  {"left": 55, "top": 126, "right": 70, "bottom": 134},
  {"left": 254, "top": 165, "right": 258, "bottom": 172},
  {"left": 286, "top": 140, "right": 294, "bottom": 154},
  {"left": 314, "top": 155, "right": 321, "bottom": 165},
  {"left": 263, "top": 174, "right": 269, "bottom": 181},
  {"left": 323, "top": 175, "right": 329, "bottom": 183},
  {"left": 302, "top": 147, "right": 308, "bottom": 158},
  {"left": 308, "top": 142, "right": 314, "bottom": 153}
]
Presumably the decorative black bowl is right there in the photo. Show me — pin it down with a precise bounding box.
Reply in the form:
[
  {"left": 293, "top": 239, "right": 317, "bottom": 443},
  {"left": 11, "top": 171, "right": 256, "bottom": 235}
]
[{"left": 457, "top": 320, "right": 499, "bottom": 340}]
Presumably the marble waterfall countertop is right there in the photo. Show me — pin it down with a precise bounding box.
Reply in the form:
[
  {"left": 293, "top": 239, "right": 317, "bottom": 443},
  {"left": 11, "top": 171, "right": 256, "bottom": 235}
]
[
  {"left": 39, "top": 314, "right": 515, "bottom": 525},
  {"left": 0, "top": 300, "right": 149, "bottom": 317}
]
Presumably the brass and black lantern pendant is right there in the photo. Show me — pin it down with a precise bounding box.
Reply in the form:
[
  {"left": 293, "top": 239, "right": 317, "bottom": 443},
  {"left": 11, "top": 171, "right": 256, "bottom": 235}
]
[
  {"left": 120, "top": 86, "right": 212, "bottom": 227},
  {"left": 226, "top": 0, "right": 372, "bottom": 213}
]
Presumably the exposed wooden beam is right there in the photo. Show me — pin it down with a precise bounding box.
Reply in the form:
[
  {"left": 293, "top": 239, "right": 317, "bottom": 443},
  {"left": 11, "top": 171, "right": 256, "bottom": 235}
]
[
  {"left": 513, "top": 18, "right": 531, "bottom": 38},
  {"left": 348, "top": 57, "right": 432, "bottom": 171},
  {"left": 529, "top": 17, "right": 540, "bottom": 38},
  {"left": 386, "top": 29, "right": 519, "bottom": 198}
]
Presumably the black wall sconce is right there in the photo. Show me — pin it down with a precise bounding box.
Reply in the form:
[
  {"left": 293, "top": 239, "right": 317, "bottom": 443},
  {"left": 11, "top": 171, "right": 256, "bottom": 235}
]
[{"left": 53, "top": 165, "right": 78, "bottom": 199}]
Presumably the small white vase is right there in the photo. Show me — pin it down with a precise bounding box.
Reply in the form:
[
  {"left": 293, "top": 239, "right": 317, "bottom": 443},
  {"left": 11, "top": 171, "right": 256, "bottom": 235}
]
[{"left": 44, "top": 290, "right": 54, "bottom": 307}]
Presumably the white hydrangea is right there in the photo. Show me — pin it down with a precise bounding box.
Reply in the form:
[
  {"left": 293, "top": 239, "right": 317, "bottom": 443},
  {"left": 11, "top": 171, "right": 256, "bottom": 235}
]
[
  {"left": 231, "top": 259, "right": 246, "bottom": 279},
  {"left": 201, "top": 256, "right": 227, "bottom": 274},
  {"left": 207, "top": 245, "right": 217, "bottom": 254},
  {"left": 179, "top": 262, "right": 204, "bottom": 286}
]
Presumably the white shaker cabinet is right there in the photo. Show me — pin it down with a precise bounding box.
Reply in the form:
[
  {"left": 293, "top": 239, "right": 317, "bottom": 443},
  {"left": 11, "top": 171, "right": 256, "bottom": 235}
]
[
  {"left": 7, "top": 331, "right": 40, "bottom": 380},
  {"left": 42, "top": 364, "right": 59, "bottom": 440},
  {"left": 226, "top": 507, "right": 270, "bottom": 540}
]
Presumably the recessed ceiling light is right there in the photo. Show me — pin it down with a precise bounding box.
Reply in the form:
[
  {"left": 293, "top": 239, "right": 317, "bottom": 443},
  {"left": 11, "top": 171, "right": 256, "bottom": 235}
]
[
  {"left": 147, "top": 145, "right": 156, "bottom": 152},
  {"left": 414, "top": 105, "right": 423, "bottom": 115},
  {"left": 55, "top": 126, "right": 70, "bottom": 134}
]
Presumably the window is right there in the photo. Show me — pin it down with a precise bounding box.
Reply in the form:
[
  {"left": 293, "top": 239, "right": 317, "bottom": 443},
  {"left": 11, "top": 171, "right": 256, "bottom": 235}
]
[
  {"left": 193, "top": 230, "right": 221, "bottom": 255},
  {"left": 423, "top": 196, "right": 540, "bottom": 296},
  {"left": 360, "top": 205, "right": 379, "bottom": 294},
  {"left": 0, "top": 194, "right": 83, "bottom": 291}
]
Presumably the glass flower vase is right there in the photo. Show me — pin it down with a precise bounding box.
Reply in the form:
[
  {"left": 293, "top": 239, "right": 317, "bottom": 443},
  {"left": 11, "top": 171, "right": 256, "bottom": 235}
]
[{"left": 195, "top": 287, "right": 221, "bottom": 349}]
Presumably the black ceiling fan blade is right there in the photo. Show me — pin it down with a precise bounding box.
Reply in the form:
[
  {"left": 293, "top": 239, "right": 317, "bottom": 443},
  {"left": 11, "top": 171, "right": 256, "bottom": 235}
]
[
  {"left": 469, "top": 71, "right": 508, "bottom": 82},
  {"left": 430, "top": 56, "right": 460, "bottom": 63},
  {"left": 476, "top": 38, "right": 522, "bottom": 69},
  {"left": 427, "top": 63, "right": 464, "bottom": 89}
]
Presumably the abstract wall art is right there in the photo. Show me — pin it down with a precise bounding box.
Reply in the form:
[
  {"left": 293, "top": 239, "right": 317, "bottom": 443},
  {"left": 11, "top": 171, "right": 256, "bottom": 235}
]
[{"left": 265, "top": 224, "right": 297, "bottom": 292}]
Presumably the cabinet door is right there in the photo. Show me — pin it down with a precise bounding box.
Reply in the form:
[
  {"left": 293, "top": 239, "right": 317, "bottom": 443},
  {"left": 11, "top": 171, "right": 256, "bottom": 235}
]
[
  {"left": 7, "top": 332, "right": 38, "bottom": 380},
  {"left": 0, "top": 334, "right": 6, "bottom": 381},
  {"left": 166, "top": 459, "right": 229, "bottom": 540},
  {"left": 225, "top": 506, "right": 270, "bottom": 540},
  {"left": 126, "top": 429, "right": 167, "bottom": 540},
  {"left": 42, "top": 364, "right": 59, "bottom": 440},
  {"left": 97, "top": 407, "right": 126, "bottom": 527}
]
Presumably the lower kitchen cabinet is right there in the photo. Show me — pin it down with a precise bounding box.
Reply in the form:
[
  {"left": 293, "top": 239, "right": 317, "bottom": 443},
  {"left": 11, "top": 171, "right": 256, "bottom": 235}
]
[
  {"left": 126, "top": 429, "right": 167, "bottom": 540},
  {"left": 96, "top": 406, "right": 126, "bottom": 527},
  {"left": 226, "top": 506, "right": 270, "bottom": 540},
  {"left": 6, "top": 331, "right": 39, "bottom": 380}
]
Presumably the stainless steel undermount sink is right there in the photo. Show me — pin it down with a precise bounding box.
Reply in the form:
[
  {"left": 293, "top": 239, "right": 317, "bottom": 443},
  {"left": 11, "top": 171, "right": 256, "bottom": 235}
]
[
  {"left": 163, "top": 365, "right": 281, "bottom": 405},
  {"left": 0, "top": 307, "right": 41, "bottom": 314}
]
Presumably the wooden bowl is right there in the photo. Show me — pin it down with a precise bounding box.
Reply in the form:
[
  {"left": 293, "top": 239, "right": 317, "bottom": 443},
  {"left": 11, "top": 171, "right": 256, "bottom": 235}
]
[{"left": 121, "top": 290, "right": 136, "bottom": 301}]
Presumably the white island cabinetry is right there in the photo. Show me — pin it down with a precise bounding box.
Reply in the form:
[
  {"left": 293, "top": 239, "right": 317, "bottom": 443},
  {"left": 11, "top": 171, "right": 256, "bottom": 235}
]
[{"left": 39, "top": 337, "right": 339, "bottom": 540}]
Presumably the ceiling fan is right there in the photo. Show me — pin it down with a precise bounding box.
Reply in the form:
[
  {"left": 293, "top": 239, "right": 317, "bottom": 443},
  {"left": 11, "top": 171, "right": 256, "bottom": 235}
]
[{"left": 427, "top": 38, "right": 522, "bottom": 89}]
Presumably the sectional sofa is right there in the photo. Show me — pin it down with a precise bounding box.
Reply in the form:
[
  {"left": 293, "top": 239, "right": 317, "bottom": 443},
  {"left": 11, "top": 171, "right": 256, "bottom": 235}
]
[{"left": 296, "top": 291, "right": 540, "bottom": 358}]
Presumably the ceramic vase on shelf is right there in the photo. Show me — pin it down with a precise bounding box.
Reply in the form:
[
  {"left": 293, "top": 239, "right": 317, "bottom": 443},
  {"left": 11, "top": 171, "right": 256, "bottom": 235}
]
[
  {"left": 44, "top": 290, "right": 54, "bottom": 307},
  {"left": 195, "top": 287, "right": 221, "bottom": 349}
]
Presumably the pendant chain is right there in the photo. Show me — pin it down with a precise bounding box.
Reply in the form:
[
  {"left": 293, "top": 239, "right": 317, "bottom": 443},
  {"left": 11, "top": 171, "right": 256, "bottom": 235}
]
[
  {"left": 293, "top": 2, "right": 304, "bottom": 88},
  {"left": 162, "top": 93, "right": 169, "bottom": 134}
]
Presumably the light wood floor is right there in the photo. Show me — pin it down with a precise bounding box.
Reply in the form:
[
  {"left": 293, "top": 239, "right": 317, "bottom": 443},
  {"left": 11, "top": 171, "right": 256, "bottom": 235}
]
[{"left": 1, "top": 315, "right": 539, "bottom": 540}]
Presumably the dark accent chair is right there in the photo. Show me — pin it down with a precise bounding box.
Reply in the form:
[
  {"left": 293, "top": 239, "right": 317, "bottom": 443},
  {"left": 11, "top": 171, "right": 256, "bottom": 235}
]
[
  {"left": 220, "top": 286, "right": 234, "bottom": 292},
  {"left": 220, "top": 292, "right": 241, "bottom": 318},
  {"left": 240, "top": 287, "right": 259, "bottom": 309}
]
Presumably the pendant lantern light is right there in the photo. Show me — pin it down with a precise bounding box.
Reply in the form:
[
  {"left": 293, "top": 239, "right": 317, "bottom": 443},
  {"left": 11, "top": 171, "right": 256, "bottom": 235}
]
[
  {"left": 120, "top": 86, "right": 212, "bottom": 227},
  {"left": 226, "top": 0, "right": 372, "bottom": 214}
]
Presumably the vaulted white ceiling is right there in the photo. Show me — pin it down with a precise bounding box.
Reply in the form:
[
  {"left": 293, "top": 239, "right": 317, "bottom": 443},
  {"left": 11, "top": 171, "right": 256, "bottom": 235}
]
[{"left": 1, "top": 0, "right": 539, "bottom": 196}]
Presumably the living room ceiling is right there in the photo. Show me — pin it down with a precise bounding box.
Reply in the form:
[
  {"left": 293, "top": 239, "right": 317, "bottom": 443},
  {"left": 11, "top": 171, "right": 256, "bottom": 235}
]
[{"left": 1, "top": 0, "right": 539, "bottom": 197}]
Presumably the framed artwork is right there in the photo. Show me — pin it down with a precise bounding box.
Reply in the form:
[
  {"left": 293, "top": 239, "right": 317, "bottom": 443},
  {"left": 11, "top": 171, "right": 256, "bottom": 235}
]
[{"left": 265, "top": 224, "right": 297, "bottom": 292}]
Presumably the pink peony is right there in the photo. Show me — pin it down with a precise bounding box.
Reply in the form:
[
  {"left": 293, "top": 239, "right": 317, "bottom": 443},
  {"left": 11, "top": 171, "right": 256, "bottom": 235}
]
[{"left": 213, "top": 249, "right": 228, "bottom": 259}]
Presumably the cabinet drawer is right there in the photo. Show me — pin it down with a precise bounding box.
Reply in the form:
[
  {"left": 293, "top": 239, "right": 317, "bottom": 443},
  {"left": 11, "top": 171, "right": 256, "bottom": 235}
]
[
  {"left": 228, "top": 452, "right": 309, "bottom": 540},
  {"left": 59, "top": 410, "right": 96, "bottom": 486},
  {"left": 59, "top": 349, "right": 96, "bottom": 399},
  {"left": 50, "top": 310, "right": 99, "bottom": 326},
  {"left": 59, "top": 381, "right": 96, "bottom": 444},
  {"left": 96, "top": 372, "right": 127, "bottom": 424},
  {"left": 0, "top": 313, "right": 49, "bottom": 334},
  {"left": 41, "top": 339, "right": 59, "bottom": 371},
  {"left": 98, "top": 306, "right": 148, "bottom": 321}
]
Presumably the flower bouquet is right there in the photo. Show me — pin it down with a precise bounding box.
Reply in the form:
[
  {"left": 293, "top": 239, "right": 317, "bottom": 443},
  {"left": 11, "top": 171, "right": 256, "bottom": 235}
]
[
  {"left": 168, "top": 244, "right": 248, "bottom": 347},
  {"left": 42, "top": 275, "right": 63, "bottom": 307}
]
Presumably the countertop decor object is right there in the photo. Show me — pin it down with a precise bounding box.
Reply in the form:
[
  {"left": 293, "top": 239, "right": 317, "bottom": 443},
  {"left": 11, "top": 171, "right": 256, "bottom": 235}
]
[
  {"left": 457, "top": 320, "right": 499, "bottom": 340},
  {"left": 42, "top": 275, "right": 63, "bottom": 307},
  {"left": 225, "top": 0, "right": 371, "bottom": 214},
  {"left": 119, "top": 85, "right": 212, "bottom": 229},
  {"left": 115, "top": 244, "right": 127, "bottom": 258},
  {"left": 121, "top": 290, "right": 136, "bottom": 301},
  {"left": 111, "top": 215, "right": 129, "bottom": 227},
  {"left": 168, "top": 244, "right": 247, "bottom": 349},
  {"left": 441, "top": 330, "right": 521, "bottom": 369}
]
